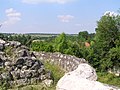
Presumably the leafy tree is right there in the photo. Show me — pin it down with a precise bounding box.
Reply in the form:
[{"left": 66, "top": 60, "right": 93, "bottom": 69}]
[
  {"left": 65, "top": 41, "right": 83, "bottom": 57},
  {"left": 45, "top": 44, "right": 54, "bottom": 52},
  {"left": 78, "top": 31, "right": 89, "bottom": 42},
  {"left": 95, "top": 15, "right": 119, "bottom": 50},
  {"left": 108, "top": 47, "right": 120, "bottom": 69},
  {"left": 54, "top": 33, "right": 68, "bottom": 53},
  {"left": 93, "top": 12, "right": 120, "bottom": 71}
]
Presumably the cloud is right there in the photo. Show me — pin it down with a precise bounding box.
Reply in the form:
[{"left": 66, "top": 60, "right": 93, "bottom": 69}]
[
  {"left": 22, "top": 0, "right": 74, "bottom": 4},
  {"left": 3, "top": 8, "right": 21, "bottom": 26},
  {"left": 104, "top": 11, "right": 119, "bottom": 17},
  {"left": 57, "top": 15, "right": 74, "bottom": 23}
]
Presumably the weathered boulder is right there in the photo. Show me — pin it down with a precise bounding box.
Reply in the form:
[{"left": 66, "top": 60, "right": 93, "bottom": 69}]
[
  {"left": 12, "top": 45, "right": 31, "bottom": 60},
  {"left": 31, "top": 60, "right": 43, "bottom": 70},
  {"left": 17, "top": 49, "right": 30, "bottom": 57},
  {"left": 56, "top": 63, "right": 119, "bottom": 90},
  {"left": 42, "top": 79, "right": 53, "bottom": 87},
  {"left": 15, "top": 58, "right": 25, "bottom": 66},
  {"left": 4, "top": 60, "right": 12, "bottom": 70},
  {"left": 24, "top": 58, "right": 34, "bottom": 67},
  {"left": 4, "top": 61, "right": 11, "bottom": 67},
  {"left": 71, "top": 63, "right": 97, "bottom": 81},
  {"left": 57, "top": 77, "right": 117, "bottom": 90},
  {"left": 0, "top": 39, "right": 6, "bottom": 44},
  {"left": 11, "top": 70, "right": 21, "bottom": 79},
  {"left": 8, "top": 41, "right": 21, "bottom": 47},
  {"left": 0, "top": 51, "right": 6, "bottom": 57}
]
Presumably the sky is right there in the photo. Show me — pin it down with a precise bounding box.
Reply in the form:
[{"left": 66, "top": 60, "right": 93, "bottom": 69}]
[{"left": 0, "top": 0, "right": 120, "bottom": 34}]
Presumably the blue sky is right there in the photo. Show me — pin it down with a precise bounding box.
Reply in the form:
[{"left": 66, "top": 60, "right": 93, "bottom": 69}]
[{"left": 0, "top": 0, "right": 120, "bottom": 34}]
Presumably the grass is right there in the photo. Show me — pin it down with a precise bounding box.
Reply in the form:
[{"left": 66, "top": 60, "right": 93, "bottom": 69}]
[
  {"left": 44, "top": 61, "right": 65, "bottom": 84},
  {"left": 8, "top": 84, "right": 56, "bottom": 90},
  {"left": 97, "top": 72, "right": 120, "bottom": 87},
  {"left": 4, "top": 46, "right": 13, "bottom": 57}
]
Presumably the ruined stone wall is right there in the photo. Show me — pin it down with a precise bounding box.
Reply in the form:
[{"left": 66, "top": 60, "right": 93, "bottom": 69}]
[{"left": 34, "top": 52, "right": 87, "bottom": 72}]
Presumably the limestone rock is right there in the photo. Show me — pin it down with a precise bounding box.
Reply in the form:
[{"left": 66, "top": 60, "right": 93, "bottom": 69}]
[
  {"left": 56, "top": 63, "right": 119, "bottom": 90},
  {"left": 0, "top": 52, "right": 7, "bottom": 60},
  {"left": 42, "top": 79, "right": 53, "bottom": 87},
  {"left": 24, "top": 58, "right": 34, "bottom": 67},
  {"left": 71, "top": 63, "right": 97, "bottom": 81},
  {"left": 5, "top": 61, "right": 11, "bottom": 67},
  {"left": 16, "top": 78, "right": 28, "bottom": 86},
  {"left": 4, "top": 61, "right": 12, "bottom": 69},
  {"left": 17, "top": 49, "right": 30, "bottom": 57},
  {"left": 8, "top": 41, "right": 21, "bottom": 47},
  {"left": 15, "top": 58, "right": 25, "bottom": 66},
  {"left": 0, "top": 39, "right": 6, "bottom": 44},
  {"left": 56, "top": 77, "right": 117, "bottom": 90}
]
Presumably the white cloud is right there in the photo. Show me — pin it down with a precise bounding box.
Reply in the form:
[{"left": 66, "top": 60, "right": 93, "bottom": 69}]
[
  {"left": 57, "top": 15, "right": 74, "bottom": 23},
  {"left": 104, "top": 11, "right": 119, "bottom": 17},
  {"left": 3, "top": 8, "right": 21, "bottom": 26},
  {"left": 22, "top": 0, "right": 74, "bottom": 4}
]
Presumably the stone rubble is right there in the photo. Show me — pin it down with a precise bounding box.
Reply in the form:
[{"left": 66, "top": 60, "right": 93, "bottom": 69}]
[{"left": 0, "top": 40, "right": 53, "bottom": 88}]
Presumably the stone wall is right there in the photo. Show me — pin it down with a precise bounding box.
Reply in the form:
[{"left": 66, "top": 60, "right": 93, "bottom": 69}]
[
  {"left": 35, "top": 52, "right": 120, "bottom": 76},
  {"left": 34, "top": 52, "right": 87, "bottom": 72},
  {"left": 0, "top": 40, "right": 53, "bottom": 88}
]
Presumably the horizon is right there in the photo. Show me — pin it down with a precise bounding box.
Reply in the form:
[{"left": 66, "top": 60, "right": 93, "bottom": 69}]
[{"left": 0, "top": 32, "right": 80, "bottom": 35}]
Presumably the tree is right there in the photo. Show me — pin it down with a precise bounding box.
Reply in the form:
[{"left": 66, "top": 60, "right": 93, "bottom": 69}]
[
  {"left": 0, "top": 33, "right": 4, "bottom": 39},
  {"left": 108, "top": 47, "right": 120, "bottom": 69},
  {"left": 65, "top": 41, "right": 83, "bottom": 57},
  {"left": 54, "top": 33, "right": 68, "bottom": 53},
  {"left": 93, "top": 12, "right": 120, "bottom": 71},
  {"left": 95, "top": 15, "right": 119, "bottom": 51},
  {"left": 45, "top": 44, "right": 54, "bottom": 52},
  {"left": 78, "top": 31, "right": 89, "bottom": 42}
]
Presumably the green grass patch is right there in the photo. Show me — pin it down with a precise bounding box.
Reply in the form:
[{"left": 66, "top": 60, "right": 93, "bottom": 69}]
[
  {"left": 97, "top": 72, "right": 120, "bottom": 87},
  {"left": 8, "top": 84, "right": 56, "bottom": 90},
  {"left": 44, "top": 61, "right": 65, "bottom": 84},
  {"left": 4, "top": 46, "right": 13, "bottom": 57}
]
